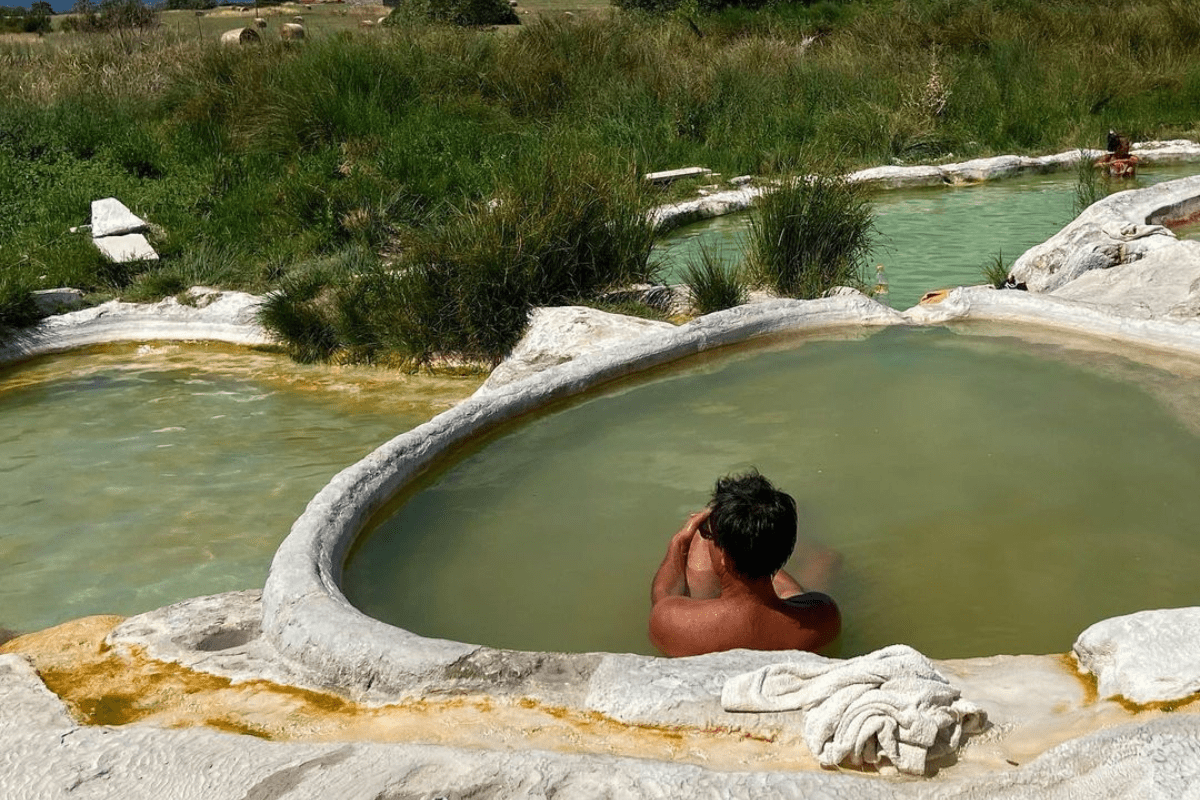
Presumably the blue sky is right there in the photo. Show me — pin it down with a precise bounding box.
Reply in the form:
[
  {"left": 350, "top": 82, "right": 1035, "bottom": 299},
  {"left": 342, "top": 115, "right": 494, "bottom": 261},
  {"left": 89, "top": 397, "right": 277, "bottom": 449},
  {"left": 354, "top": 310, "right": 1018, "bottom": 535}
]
[{"left": 36, "top": 0, "right": 154, "bottom": 13}]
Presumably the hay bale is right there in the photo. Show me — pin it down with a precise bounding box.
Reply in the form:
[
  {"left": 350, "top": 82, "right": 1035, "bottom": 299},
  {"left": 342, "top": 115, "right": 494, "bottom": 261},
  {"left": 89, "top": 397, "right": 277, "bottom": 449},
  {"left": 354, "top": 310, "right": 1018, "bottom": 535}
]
[
  {"left": 220, "top": 26, "right": 261, "bottom": 44},
  {"left": 359, "top": 18, "right": 375, "bottom": 26},
  {"left": 280, "top": 22, "right": 305, "bottom": 40},
  {"left": 292, "top": 14, "right": 303, "bottom": 22},
  {"left": 254, "top": 16, "right": 266, "bottom": 27}
]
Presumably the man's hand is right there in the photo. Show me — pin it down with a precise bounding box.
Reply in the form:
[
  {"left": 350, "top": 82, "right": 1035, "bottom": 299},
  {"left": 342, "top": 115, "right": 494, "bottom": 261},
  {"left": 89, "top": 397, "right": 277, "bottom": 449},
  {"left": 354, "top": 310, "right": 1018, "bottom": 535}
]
[{"left": 651, "top": 508, "right": 711, "bottom": 604}]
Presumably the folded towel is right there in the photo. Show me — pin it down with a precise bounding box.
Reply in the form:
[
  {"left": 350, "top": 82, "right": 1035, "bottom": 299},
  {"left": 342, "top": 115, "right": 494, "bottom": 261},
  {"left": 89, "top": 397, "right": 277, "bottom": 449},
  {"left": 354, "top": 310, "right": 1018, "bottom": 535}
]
[{"left": 721, "top": 644, "right": 987, "bottom": 775}]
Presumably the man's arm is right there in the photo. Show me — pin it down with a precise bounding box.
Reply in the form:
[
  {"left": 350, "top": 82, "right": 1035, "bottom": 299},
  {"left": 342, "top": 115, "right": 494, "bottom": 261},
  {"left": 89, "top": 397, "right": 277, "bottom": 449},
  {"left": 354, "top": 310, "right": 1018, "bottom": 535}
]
[{"left": 650, "top": 509, "right": 709, "bottom": 604}]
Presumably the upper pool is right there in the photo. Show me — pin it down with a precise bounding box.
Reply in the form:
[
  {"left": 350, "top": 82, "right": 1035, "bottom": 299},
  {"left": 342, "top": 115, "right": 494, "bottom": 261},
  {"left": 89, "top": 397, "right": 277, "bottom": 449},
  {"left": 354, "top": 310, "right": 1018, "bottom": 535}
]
[
  {"left": 0, "top": 343, "right": 480, "bottom": 634},
  {"left": 344, "top": 325, "right": 1200, "bottom": 659},
  {"left": 653, "top": 165, "right": 1200, "bottom": 310}
]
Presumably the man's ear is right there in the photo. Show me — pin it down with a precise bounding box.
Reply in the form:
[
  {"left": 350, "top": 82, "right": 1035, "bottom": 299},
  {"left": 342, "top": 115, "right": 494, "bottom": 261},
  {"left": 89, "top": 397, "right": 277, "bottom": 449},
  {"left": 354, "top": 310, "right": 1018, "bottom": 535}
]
[{"left": 714, "top": 544, "right": 728, "bottom": 574}]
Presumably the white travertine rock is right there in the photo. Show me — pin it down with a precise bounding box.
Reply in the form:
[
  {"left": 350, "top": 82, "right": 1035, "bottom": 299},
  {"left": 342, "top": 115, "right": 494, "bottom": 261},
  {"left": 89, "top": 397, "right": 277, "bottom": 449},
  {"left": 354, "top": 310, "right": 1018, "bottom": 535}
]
[
  {"left": 106, "top": 591, "right": 321, "bottom": 690},
  {"left": 644, "top": 166, "right": 712, "bottom": 184},
  {"left": 1051, "top": 240, "right": 1200, "bottom": 319},
  {"left": 649, "top": 142, "right": 1200, "bottom": 233},
  {"left": 3, "top": 646, "right": 1200, "bottom": 800},
  {"left": 941, "top": 155, "right": 1038, "bottom": 183},
  {"left": 478, "top": 306, "right": 675, "bottom": 396},
  {"left": 1009, "top": 175, "right": 1200, "bottom": 293},
  {"left": 902, "top": 285, "right": 1200, "bottom": 355},
  {"left": 90, "top": 197, "right": 148, "bottom": 237},
  {"left": 0, "top": 289, "right": 271, "bottom": 366},
  {"left": 1132, "top": 139, "right": 1200, "bottom": 165},
  {"left": 0, "top": 655, "right": 75, "bottom": 733},
  {"left": 848, "top": 164, "right": 946, "bottom": 188},
  {"left": 650, "top": 184, "right": 765, "bottom": 231},
  {"left": 1074, "top": 608, "right": 1200, "bottom": 705}
]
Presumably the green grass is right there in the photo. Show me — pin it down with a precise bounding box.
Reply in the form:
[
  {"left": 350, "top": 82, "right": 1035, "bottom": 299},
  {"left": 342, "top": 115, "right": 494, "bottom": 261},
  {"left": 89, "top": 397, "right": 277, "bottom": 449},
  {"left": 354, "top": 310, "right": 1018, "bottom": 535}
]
[
  {"left": 747, "top": 174, "right": 874, "bottom": 298},
  {"left": 4, "top": 0, "right": 1200, "bottom": 360},
  {"left": 257, "top": 143, "right": 658, "bottom": 365},
  {"left": 683, "top": 243, "right": 747, "bottom": 314},
  {"left": 981, "top": 250, "right": 1010, "bottom": 289}
]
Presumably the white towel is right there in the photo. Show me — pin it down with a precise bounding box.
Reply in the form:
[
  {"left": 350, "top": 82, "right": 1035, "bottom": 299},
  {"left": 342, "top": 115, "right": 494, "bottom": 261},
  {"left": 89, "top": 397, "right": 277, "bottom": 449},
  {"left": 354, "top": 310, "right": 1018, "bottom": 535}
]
[{"left": 721, "top": 644, "right": 987, "bottom": 775}]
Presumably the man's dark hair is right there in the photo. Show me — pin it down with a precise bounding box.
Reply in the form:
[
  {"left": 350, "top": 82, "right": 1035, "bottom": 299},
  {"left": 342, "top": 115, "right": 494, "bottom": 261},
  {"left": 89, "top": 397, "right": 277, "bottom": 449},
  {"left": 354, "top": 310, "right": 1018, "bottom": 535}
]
[{"left": 706, "top": 469, "right": 797, "bottom": 580}]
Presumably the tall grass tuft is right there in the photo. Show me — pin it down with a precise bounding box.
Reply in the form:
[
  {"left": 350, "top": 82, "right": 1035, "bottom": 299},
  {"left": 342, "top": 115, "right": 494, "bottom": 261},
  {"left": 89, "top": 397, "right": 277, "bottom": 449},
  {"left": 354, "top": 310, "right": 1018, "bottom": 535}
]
[
  {"left": 747, "top": 174, "right": 874, "bottom": 298},
  {"left": 0, "top": 273, "right": 40, "bottom": 335},
  {"left": 1073, "top": 148, "right": 1109, "bottom": 216},
  {"left": 257, "top": 147, "right": 657, "bottom": 366},
  {"left": 981, "top": 250, "right": 1010, "bottom": 289},
  {"left": 371, "top": 147, "right": 659, "bottom": 365},
  {"left": 123, "top": 242, "right": 252, "bottom": 303},
  {"left": 683, "top": 245, "right": 747, "bottom": 314}
]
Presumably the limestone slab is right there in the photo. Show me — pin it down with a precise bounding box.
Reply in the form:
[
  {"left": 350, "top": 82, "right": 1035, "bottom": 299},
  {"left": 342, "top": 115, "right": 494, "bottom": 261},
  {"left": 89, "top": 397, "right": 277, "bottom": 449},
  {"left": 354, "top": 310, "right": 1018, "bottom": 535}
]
[
  {"left": 90, "top": 197, "right": 148, "bottom": 237},
  {"left": 93, "top": 232, "right": 158, "bottom": 263},
  {"left": 644, "top": 166, "right": 712, "bottom": 184}
]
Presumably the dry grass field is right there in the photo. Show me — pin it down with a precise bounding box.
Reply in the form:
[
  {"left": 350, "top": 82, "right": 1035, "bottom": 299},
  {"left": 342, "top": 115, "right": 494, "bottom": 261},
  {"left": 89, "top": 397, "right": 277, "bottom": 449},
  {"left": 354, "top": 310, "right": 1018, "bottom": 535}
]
[
  {"left": 0, "top": 0, "right": 616, "bottom": 45},
  {"left": 157, "top": 3, "right": 391, "bottom": 41}
]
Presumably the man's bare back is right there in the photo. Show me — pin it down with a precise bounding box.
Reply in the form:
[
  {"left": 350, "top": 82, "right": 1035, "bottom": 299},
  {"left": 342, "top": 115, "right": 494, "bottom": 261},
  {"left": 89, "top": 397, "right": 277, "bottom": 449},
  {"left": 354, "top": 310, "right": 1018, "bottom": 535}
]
[{"left": 650, "top": 508, "right": 840, "bottom": 656}]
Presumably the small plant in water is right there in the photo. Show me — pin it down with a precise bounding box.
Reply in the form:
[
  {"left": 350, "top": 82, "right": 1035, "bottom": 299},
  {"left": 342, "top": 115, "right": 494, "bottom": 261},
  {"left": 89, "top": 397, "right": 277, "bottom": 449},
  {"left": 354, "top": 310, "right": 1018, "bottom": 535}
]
[
  {"left": 1073, "top": 148, "right": 1109, "bottom": 216},
  {"left": 683, "top": 244, "right": 748, "bottom": 314},
  {"left": 981, "top": 250, "right": 1011, "bottom": 289},
  {"left": 747, "top": 174, "right": 874, "bottom": 298}
]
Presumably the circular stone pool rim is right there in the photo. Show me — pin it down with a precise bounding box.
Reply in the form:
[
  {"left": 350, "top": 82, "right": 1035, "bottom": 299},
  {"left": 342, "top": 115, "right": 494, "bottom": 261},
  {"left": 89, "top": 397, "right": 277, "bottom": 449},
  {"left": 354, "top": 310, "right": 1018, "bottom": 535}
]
[{"left": 260, "top": 173, "right": 1200, "bottom": 707}]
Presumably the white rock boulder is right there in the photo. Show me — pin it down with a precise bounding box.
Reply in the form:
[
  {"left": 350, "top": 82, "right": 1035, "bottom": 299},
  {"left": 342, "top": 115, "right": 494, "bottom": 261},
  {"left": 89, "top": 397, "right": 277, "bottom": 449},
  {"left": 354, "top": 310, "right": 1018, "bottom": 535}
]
[
  {"left": 90, "top": 197, "right": 159, "bottom": 263},
  {"left": 1074, "top": 607, "right": 1200, "bottom": 705},
  {"left": 1010, "top": 175, "right": 1200, "bottom": 293},
  {"left": 1051, "top": 239, "right": 1200, "bottom": 319}
]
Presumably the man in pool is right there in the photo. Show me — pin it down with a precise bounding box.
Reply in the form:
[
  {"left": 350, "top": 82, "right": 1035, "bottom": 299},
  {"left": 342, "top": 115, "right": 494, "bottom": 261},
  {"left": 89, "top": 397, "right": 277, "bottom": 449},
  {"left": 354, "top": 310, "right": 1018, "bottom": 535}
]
[{"left": 649, "top": 470, "right": 841, "bottom": 657}]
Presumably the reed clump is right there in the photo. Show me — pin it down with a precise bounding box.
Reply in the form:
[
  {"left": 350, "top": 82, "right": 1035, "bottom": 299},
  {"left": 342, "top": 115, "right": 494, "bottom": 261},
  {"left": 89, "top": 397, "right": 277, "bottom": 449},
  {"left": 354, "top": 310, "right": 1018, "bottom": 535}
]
[
  {"left": 684, "top": 244, "right": 748, "bottom": 314},
  {"left": 747, "top": 174, "right": 874, "bottom": 298},
  {"left": 258, "top": 147, "right": 657, "bottom": 365}
]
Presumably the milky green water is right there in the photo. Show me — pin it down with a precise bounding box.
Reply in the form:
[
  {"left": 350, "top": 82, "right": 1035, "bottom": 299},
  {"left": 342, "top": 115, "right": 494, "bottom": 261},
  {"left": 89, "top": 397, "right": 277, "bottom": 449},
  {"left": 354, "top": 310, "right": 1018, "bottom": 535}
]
[
  {"left": 345, "top": 326, "right": 1200, "bottom": 659},
  {"left": 653, "top": 165, "right": 1200, "bottom": 310},
  {"left": 0, "top": 343, "right": 480, "bottom": 634}
]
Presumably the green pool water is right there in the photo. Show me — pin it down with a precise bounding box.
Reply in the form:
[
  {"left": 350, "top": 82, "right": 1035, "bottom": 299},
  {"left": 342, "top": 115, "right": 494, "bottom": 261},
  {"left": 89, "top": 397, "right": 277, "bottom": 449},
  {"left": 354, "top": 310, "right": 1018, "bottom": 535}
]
[
  {"left": 653, "top": 165, "right": 1200, "bottom": 310},
  {"left": 0, "top": 343, "right": 480, "bottom": 634},
  {"left": 345, "top": 326, "right": 1200, "bottom": 659}
]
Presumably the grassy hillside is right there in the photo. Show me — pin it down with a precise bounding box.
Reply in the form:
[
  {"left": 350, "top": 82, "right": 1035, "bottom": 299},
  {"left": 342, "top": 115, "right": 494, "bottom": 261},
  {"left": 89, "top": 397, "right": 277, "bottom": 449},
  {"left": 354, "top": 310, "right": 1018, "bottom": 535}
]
[{"left": 2, "top": 0, "right": 1199, "bottom": 363}]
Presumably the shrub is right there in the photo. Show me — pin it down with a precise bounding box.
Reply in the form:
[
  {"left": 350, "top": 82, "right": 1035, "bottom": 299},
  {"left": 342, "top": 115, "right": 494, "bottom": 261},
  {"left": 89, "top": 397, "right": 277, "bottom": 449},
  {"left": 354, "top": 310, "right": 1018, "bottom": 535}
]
[
  {"left": 0, "top": 273, "right": 40, "bottom": 336},
  {"left": 314, "top": 148, "right": 659, "bottom": 366},
  {"left": 387, "top": 0, "right": 517, "bottom": 28},
  {"left": 122, "top": 242, "right": 252, "bottom": 303},
  {"left": 258, "top": 268, "right": 343, "bottom": 364},
  {"left": 747, "top": 174, "right": 874, "bottom": 298},
  {"left": 683, "top": 244, "right": 747, "bottom": 314}
]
